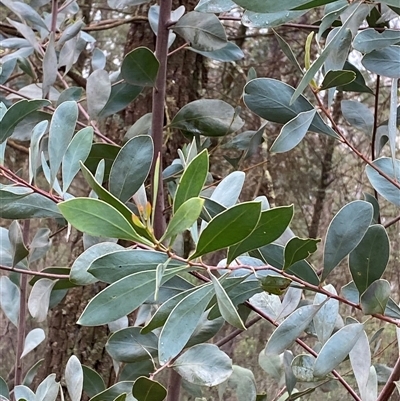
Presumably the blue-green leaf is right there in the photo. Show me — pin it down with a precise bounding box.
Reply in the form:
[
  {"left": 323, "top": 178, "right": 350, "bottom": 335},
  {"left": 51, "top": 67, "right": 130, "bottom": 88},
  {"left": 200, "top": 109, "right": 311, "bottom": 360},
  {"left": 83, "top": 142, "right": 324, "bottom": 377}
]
[
  {"left": 121, "top": 47, "right": 159, "bottom": 87},
  {"left": 62, "top": 127, "right": 93, "bottom": 193},
  {"left": 365, "top": 157, "right": 400, "bottom": 207},
  {"left": 349, "top": 225, "right": 390, "bottom": 294},
  {"left": 243, "top": 79, "right": 338, "bottom": 138},
  {"left": 109, "top": 135, "right": 153, "bottom": 203},
  {"left": 322, "top": 201, "right": 373, "bottom": 281},
  {"left": 48, "top": 101, "right": 78, "bottom": 187},
  {"left": 270, "top": 109, "right": 316, "bottom": 153}
]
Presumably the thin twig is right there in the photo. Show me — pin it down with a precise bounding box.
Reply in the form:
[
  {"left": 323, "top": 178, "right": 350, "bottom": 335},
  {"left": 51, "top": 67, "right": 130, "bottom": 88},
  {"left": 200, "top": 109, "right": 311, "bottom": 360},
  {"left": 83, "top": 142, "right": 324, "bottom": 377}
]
[
  {"left": 0, "top": 165, "right": 61, "bottom": 202},
  {"left": 371, "top": 74, "right": 381, "bottom": 223},
  {"left": 313, "top": 90, "right": 400, "bottom": 191},
  {"left": 167, "top": 42, "right": 189, "bottom": 57},
  {"left": 141, "top": 244, "right": 400, "bottom": 327},
  {"left": 215, "top": 316, "right": 261, "bottom": 347},
  {"left": 0, "top": 264, "right": 70, "bottom": 280},
  {"left": 384, "top": 214, "right": 400, "bottom": 228},
  {"left": 13, "top": 221, "right": 30, "bottom": 391},
  {"left": 151, "top": 1, "right": 172, "bottom": 239},
  {"left": 377, "top": 356, "right": 400, "bottom": 401},
  {"left": 50, "top": 0, "right": 58, "bottom": 34},
  {"left": 83, "top": 16, "right": 148, "bottom": 32}
]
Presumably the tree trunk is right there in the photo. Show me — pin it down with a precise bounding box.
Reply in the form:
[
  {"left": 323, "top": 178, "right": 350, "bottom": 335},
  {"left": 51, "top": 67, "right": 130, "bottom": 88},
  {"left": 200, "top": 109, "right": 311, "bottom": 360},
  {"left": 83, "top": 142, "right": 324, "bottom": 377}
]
[{"left": 34, "top": 0, "right": 206, "bottom": 395}]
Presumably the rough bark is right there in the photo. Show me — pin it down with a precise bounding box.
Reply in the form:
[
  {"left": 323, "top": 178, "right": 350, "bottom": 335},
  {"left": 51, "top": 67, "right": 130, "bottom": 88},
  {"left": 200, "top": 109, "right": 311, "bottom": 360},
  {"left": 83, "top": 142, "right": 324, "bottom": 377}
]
[{"left": 34, "top": 0, "right": 206, "bottom": 393}]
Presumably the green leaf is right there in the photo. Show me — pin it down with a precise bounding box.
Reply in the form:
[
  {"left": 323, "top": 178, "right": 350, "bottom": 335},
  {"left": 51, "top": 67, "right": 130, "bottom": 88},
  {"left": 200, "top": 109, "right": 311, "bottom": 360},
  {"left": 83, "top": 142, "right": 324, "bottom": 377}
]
[
  {"left": 125, "top": 113, "right": 152, "bottom": 141},
  {"left": 362, "top": 46, "right": 400, "bottom": 78},
  {"left": 78, "top": 267, "right": 183, "bottom": 326},
  {"left": 62, "top": 127, "right": 93, "bottom": 193},
  {"left": 319, "top": 70, "right": 356, "bottom": 90},
  {"left": 132, "top": 377, "right": 167, "bottom": 401},
  {"left": 360, "top": 279, "right": 391, "bottom": 315},
  {"left": 233, "top": 0, "right": 335, "bottom": 13},
  {"left": 86, "top": 69, "right": 111, "bottom": 120},
  {"left": 265, "top": 304, "right": 323, "bottom": 355},
  {"left": 108, "top": 0, "right": 150, "bottom": 9},
  {"left": 0, "top": 377, "right": 9, "bottom": 399},
  {"left": 173, "top": 11, "right": 227, "bottom": 51},
  {"left": 0, "top": 276, "right": 20, "bottom": 327},
  {"left": 14, "top": 384, "right": 35, "bottom": 401},
  {"left": 81, "top": 162, "right": 152, "bottom": 241},
  {"left": 173, "top": 344, "right": 232, "bottom": 386},
  {"left": 273, "top": 29, "right": 303, "bottom": 75},
  {"left": 174, "top": 149, "right": 209, "bottom": 213},
  {"left": 89, "top": 382, "right": 133, "bottom": 401},
  {"left": 364, "top": 193, "right": 380, "bottom": 224},
  {"left": 353, "top": 28, "right": 400, "bottom": 53},
  {"left": 349, "top": 330, "right": 371, "bottom": 401},
  {"left": 186, "top": 313, "right": 224, "bottom": 348},
  {"left": 121, "top": 47, "right": 159, "bottom": 87},
  {"left": 225, "top": 365, "right": 257, "bottom": 401},
  {"left": 0, "top": 192, "right": 62, "bottom": 219},
  {"left": 21, "top": 328, "right": 45, "bottom": 358},
  {"left": 291, "top": 354, "right": 316, "bottom": 382},
  {"left": 109, "top": 135, "right": 153, "bottom": 203},
  {"left": 162, "top": 198, "right": 204, "bottom": 242},
  {"left": 191, "top": 202, "right": 261, "bottom": 259},
  {"left": 158, "top": 283, "right": 215, "bottom": 364},
  {"left": 141, "top": 286, "right": 197, "bottom": 334},
  {"left": 257, "top": 273, "right": 291, "bottom": 295},
  {"left": 70, "top": 242, "right": 123, "bottom": 285},
  {"left": 42, "top": 33, "right": 57, "bottom": 97},
  {"left": 228, "top": 205, "right": 294, "bottom": 264},
  {"left": 341, "top": 100, "right": 374, "bottom": 136},
  {"left": 349, "top": 225, "right": 390, "bottom": 294},
  {"left": 58, "top": 198, "right": 151, "bottom": 244},
  {"left": 242, "top": 10, "right": 307, "bottom": 28},
  {"left": 35, "top": 374, "right": 59, "bottom": 401},
  {"left": 48, "top": 100, "right": 78, "bottom": 186},
  {"left": 88, "top": 249, "right": 185, "bottom": 284},
  {"left": 210, "top": 274, "right": 245, "bottom": 329},
  {"left": 0, "top": 99, "right": 50, "bottom": 143},
  {"left": 270, "top": 109, "right": 316, "bottom": 153},
  {"left": 57, "top": 87, "right": 83, "bottom": 106},
  {"left": 313, "top": 323, "right": 364, "bottom": 377},
  {"left": 188, "top": 41, "right": 244, "bottom": 62},
  {"left": 284, "top": 237, "right": 320, "bottom": 269},
  {"left": 82, "top": 365, "right": 106, "bottom": 398},
  {"left": 28, "top": 278, "right": 55, "bottom": 322},
  {"left": 243, "top": 79, "right": 338, "bottom": 138},
  {"left": 365, "top": 157, "right": 400, "bottom": 207},
  {"left": 120, "top": 360, "right": 154, "bottom": 382},
  {"left": 195, "top": 0, "right": 236, "bottom": 13},
  {"left": 258, "top": 351, "right": 283, "bottom": 381},
  {"left": 22, "top": 358, "right": 44, "bottom": 387},
  {"left": 290, "top": 4, "right": 361, "bottom": 104},
  {"left": 106, "top": 327, "right": 158, "bottom": 363},
  {"left": 254, "top": 244, "right": 319, "bottom": 286},
  {"left": 65, "top": 355, "right": 83, "bottom": 401},
  {"left": 313, "top": 285, "right": 339, "bottom": 344},
  {"left": 322, "top": 200, "right": 373, "bottom": 281},
  {"left": 170, "top": 99, "right": 244, "bottom": 138},
  {"left": 98, "top": 82, "right": 142, "bottom": 119},
  {"left": 8, "top": 1, "right": 48, "bottom": 30},
  {"left": 9, "top": 220, "right": 29, "bottom": 267},
  {"left": 337, "top": 61, "right": 373, "bottom": 94},
  {"left": 209, "top": 171, "right": 245, "bottom": 207},
  {"left": 84, "top": 143, "right": 120, "bottom": 182}
]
